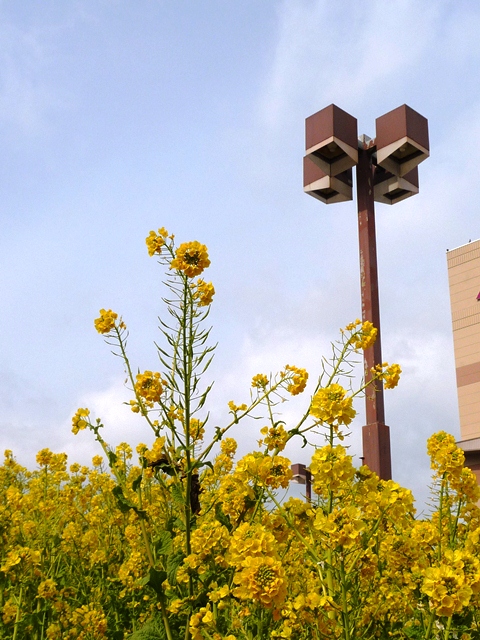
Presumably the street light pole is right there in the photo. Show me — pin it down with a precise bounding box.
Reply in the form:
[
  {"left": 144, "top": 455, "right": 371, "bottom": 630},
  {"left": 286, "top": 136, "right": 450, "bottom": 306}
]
[
  {"left": 356, "top": 141, "right": 391, "bottom": 479},
  {"left": 303, "top": 104, "right": 429, "bottom": 480}
]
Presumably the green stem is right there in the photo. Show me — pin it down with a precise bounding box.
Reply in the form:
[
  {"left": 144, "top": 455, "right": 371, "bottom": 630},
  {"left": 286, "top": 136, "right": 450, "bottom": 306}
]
[
  {"left": 137, "top": 489, "right": 155, "bottom": 568},
  {"left": 444, "top": 616, "right": 452, "bottom": 640},
  {"left": 137, "top": 488, "right": 174, "bottom": 640},
  {"left": 438, "top": 475, "right": 445, "bottom": 561},
  {"left": 325, "top": 549, "right": 336, "bottom": 621},
  {"left": 424, "top": 611, "right": 436, "bottom": 640},
  {"left": 181, "top": 277, "right": 195, "bottom": 639},
  {"left": 114, "top": 325, "right": 158, "bottom": 432},
  {"left": 340, "top": 558, "right": 351, "bottom": 640},
  {"left": 12, "top": 586, "right": 23, "bottom": 640},
  {"left": 158, "top": 594, "right": 174, "bottom": 640}
]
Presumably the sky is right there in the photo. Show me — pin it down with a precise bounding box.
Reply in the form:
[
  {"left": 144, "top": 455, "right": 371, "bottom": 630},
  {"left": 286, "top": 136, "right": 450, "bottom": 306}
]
[{"left": 1, "top": 0, "right": 480, "bottom": 512}]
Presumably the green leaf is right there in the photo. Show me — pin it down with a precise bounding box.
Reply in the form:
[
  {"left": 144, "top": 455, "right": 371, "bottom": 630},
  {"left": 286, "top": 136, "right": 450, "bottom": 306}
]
[
  {"left": 129, "top": 616, "right": 167, "bottom": 640},
  {"left": 112, "top": 485, "right": 147, "bottom": 519},
  {"left": 154, "top": 531, "right": 173, "bottom": 556},
  {"left": 215, "top": 502, "right": 232, "bottom": 532},
  {"left": 167, "top": 551, "right": 185, "bottom": 585},
  {"left": 171, "top": 483, "right": 184, "bottom": 507},
  {"left": 139, "top": 567, "right": 168, "bottom": 596},
  {"left": 132, "top": 473, "right": 143, "bottom": 492},
  {"left": 107, "top": 450, "right": 118, "bottom": 467}
]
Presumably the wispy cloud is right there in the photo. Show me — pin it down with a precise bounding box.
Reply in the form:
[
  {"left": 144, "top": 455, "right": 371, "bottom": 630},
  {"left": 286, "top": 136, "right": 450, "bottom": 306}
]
[
  {"left": 259, "top": 0, "right": 444, "bottom": 131},
  {"left": 0, "top": 18, "right": 60, "bottom": 134}
]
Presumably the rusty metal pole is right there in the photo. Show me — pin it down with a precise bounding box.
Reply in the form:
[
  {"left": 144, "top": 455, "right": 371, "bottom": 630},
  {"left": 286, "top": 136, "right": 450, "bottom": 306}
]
[
  {"left": 305, "top": 469, "right": 311, "bottom": 503},
  {"left": 356, "top": 141, "right": 392, "bottom": 480}
]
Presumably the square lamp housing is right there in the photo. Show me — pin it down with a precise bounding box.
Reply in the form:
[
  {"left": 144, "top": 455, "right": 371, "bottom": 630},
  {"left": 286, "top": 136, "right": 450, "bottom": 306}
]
[
  {"left": 303, "top": 156, "right": 353, "bottom": 204},
  {"left": 375, "top": 105, "right": 429, "bottom": 177},
  {"left": 373, "top": 165, "right": 419, "bottom": 205},
  {"left": 291, "top": 463, "right": 308, "bottom": 484},
  {"left": 305, "top": 104, "right": 358, "bottom": 177}
]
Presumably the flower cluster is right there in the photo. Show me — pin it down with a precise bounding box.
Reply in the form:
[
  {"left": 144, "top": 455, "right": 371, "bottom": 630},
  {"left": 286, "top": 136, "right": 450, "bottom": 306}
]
[
  {"left": 71, "top": 408, "right": 90, "bottom": 434},
  {"left": 310, "top": 383, "right": 356, "bottom": 426},
  {"left": 134, "top": 371, "right": 164, "bottom": 406},
  {"left": 146, "top": 227, "right": 169, "bottom": 256},
  {"left": 194, "top": 279, "right": 215, "bottom": 306},
  {"left": 284, "top": 365, "right": 308, "bottom": 395},
  {"left": 372, "top": 362, "right": 402, "bottom": 389},
  {"left": 170, "top": 240, "right": 210, "bottom": 277},
  {"left": 94, "top": 308, "right": 118, "bottom": 334},
  {"left": 251, "top": 373, "right": 269, "bottom": 389},
  {"left": 7, "top": 228, "right": 478, "bottom": 640},
  {"left": 344, "top": 318, "right": 378, "bottom": 349},
  {"left": 259, "top": 424, "right": 288, "bottom": 452}
]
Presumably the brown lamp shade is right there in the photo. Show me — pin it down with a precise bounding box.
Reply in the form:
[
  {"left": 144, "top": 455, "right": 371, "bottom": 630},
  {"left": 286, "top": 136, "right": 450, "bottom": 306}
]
[
  {"left": 291, "top": 463, "right": 307, "bottom": 484},
  {"left": 305, "top": 104, "right": 358, "bottom": 177},
  {"left": 375, "top": 105, "right": 429, "bottom": 177},
  {"left": 303, "top": 156, "right": 353, "bottom": 204},
  {"left": 373, "top": 165, "right": 419, "bottom": 205}
]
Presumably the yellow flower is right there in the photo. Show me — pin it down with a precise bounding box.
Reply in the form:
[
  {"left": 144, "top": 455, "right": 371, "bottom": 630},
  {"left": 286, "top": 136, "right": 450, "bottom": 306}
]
[
  {"left": 252, "top": 374, "right": 269, "bottom": 389},
  {"left": 146, "top": 227, "right": 169, "bottom": 256},
  {"left": 427, "top": 431, "right": 465, "bottom": 479},
  {"left": 228, "top": 400, "right": 247, "bottom": 413},
  {"left": 422, "top": 564, "right": 472, "bottom": 616},
  {"left": 168, "top": 599, "right": 183, "bottom": 614},
  {"left": 116, "top": 442, "right": 133, "bottom": 461},
  {"left": 221, "top": 438, "right": 237, "bottom": 456},
  {"left": 357, "top": 321, "right": 377, "bottom": 349},
  {"left": 209, "top": 584, "right": 230, "bottom": 602},
  {"left": 134, "top": 371, "right": 164, "bottom": 405},
  {"left": 310, "top": 384, "right": 356, "bottom": 426},
  {"left": 236, "top": 453, "right": 292, "bottom": 489},
  {"left": 36, "top": 448, "right": 54, "bottom": 466},
  {"left": 310, "top": 445, "right": 355, "bottom": 494},
  {"left": 194, "top": 279, "right": 215, "bottom": 306},
  {"left": 284, "top": 365, "right": 308, "bottom": 395},
  {"left": 189, "top": 418, "right": 205, "bottom": 442},
  {"left": 260, "top": 425, "right": 288, "bottom": 452},
  {"left": 344, "top": 319, "right": 378, "bottom": 350},
  {"left": 72, "top": 408, "right": 90, "bottom": 434},
  {"left": 94, "top": 308, "right": 118, "bottom": 334},
  {"left": 37, "top": 579, "right": 58, "bottom": 600},
  {"left": 233, "top": 555, "right": 287, "bottom": 608},
  {"left": 383, "top": 363, "right": 402, "bottom": 389},
  {"left": 144, "top": 437, "right": 166, "bottom": 465},
  {"left": 344, "top": 318, "right": 362, "bottom": 331},
  {"left": 2, "top": 599, "right": 17, "bottom": 624},
  {"left": 129, "top": 399, "right": 141, "bottom": 413},
  {"left": 170, "top": 241, "right": 210, "bottom": 277}
]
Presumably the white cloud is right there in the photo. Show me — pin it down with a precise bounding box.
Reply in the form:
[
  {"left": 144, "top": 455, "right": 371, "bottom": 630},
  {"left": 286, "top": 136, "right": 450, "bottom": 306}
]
[
  {"left": 259, "top": 0, "right": 443, "bottom": 131},
  {"left": 0, "top": 17, "right": 62, "bottom": 133}
]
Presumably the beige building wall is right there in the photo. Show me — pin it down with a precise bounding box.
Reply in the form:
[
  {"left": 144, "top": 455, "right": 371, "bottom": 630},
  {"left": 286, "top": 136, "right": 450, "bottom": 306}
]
[{"left": 447, "top": 239, "right": 480, "bottom": 482}]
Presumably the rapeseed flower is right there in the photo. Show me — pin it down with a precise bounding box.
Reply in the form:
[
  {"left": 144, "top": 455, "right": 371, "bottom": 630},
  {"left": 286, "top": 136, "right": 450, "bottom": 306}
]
[
  {"left": 94, "top": 308, "right": 118, "bottom": 334},
  {"left": 310, "top": 383, "right": 356, "bottom": 426},
  {"left": 134, "top": 371, "right": 164, "bottom": 405},
  {"left": 345, "top": 319, "right": 378, "bottom": 350},
  {"left": 233, "top": 556, "right": 287, "bottom": 608},
  {"left": 251, "top": 373, "right": 268, "bottom": 388},
  {"left": 170, "top": 240, "right": 210, "bottom": 277},
  {"left": 146, "top": 227, "right": 169, "bottom": 256},
  {"left": 71, "top": 408, "right": 90, "bottom": 434},
  {"left": 194, "top": 278, "right": 215, "bottom": 306},
  {"left": 284, "top": 365, "right": 308, "bottom": 395}
]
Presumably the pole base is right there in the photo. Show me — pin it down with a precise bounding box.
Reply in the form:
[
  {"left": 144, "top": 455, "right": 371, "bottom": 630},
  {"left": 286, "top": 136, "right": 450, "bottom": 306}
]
[{"left": 362, "top": 423, "right": 392, "bottom": 480}]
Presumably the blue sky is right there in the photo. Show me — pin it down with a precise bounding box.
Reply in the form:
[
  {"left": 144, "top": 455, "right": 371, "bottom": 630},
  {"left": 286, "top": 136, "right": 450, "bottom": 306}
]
[{"left": 2, "top": 0, "right": 480, "bottom": 510}]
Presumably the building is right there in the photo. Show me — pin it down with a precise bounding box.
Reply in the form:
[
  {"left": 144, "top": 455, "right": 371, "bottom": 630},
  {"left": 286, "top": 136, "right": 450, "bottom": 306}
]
[{"left": 447, "top": 239, "right": 480, "bottom": 482}]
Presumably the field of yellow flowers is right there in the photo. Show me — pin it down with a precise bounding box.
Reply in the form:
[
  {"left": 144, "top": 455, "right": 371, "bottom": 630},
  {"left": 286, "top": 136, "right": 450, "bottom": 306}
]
[{"left": 1, "top": 229, "right": 480, "bottom": 640}]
